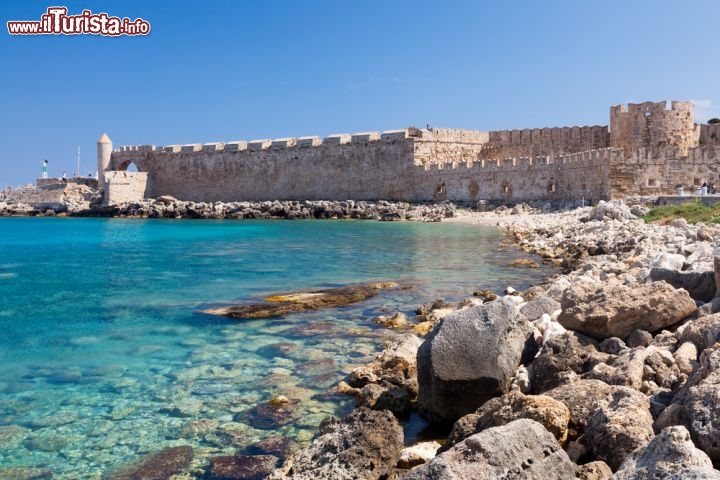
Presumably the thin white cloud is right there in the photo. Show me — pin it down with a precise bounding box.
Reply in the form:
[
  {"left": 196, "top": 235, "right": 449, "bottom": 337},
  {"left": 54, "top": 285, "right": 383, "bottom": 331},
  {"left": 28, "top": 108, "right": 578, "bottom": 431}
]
[{"left": 692, "top": 99, "right": 720, "bottom": 123}]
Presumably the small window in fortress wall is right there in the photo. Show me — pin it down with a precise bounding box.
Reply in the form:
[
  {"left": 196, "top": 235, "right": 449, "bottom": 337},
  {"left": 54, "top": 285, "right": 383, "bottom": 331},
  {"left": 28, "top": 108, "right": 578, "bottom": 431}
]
[
  {"left": 647, "top": 178, "right": 657, "bottom": 187},
  {"left": 695, "top": 178, "right": 702, "bottom": 186}
]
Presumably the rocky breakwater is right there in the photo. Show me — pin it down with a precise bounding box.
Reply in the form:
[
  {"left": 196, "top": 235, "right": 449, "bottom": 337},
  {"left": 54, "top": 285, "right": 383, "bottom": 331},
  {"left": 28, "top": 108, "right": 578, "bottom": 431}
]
[
  {"left": 263, "top": 200, "right": 720, "bottom": 478},
  {"left": 81, "top": 198, "right": 456, "bottom": 221}
]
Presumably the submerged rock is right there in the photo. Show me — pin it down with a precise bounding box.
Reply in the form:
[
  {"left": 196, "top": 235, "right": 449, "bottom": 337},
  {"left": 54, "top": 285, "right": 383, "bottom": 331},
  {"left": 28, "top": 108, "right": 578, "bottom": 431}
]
[
  {"left": 105, "top": 445, "right": 193, "bottom": 480},
  {"left": 203, "top": 282, "right": 398, "bottom": 319},
  {"left": 235, "top": 398, "right": 300, "bottom": 430},
  {"left": 207, "top": 455, "right": 278, "bottom": 480}
]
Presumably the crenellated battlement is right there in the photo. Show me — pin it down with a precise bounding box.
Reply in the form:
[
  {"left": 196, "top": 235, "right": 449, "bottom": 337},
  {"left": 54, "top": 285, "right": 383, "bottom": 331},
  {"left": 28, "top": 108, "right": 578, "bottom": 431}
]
[{"left": 112, "top": 128, "right": 414, "bottom": 158}]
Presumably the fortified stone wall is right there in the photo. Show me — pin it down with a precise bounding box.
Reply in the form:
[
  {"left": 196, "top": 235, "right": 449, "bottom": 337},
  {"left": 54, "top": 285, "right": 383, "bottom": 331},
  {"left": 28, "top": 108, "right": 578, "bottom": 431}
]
[
  {"left": 700, "top": 124, "right": 720, "bottom": 146},
  {"left": 108, "top": 128, "right": 616, "bottom": 204},
  {"left": 103, "top": 100, "right": 707, "bottom": 205},
  {"left": 609, "top": 101, "right": 696, "bottom": 155},
  {"left": 609, "top": 146, "right": 720, "bottom": 198},
  {"left": 418, "top": 149, "right": 616, "bottom": 203},
  {"left": 110, "top": 131, "right": 419, "bottom": 202},
  {"left": 482, "top": 125, "right": 610, "bottom": 159},
  {"left": 6, "top": 183, "right": 66, "bottom": 205},
  {"left": 103, "top": 171, "right": 150, "bottom": 205}
]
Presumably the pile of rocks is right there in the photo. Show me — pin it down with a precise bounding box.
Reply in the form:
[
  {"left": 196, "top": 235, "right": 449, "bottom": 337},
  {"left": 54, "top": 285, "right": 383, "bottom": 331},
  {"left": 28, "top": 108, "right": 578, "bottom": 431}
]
[
  {"left": 0, "top": 196, "right": 456, "bottom": 222},
  {"left": 92, "top": 198, "right": 455, "bottom": 222},
  {"left": 268, "top": 199, "right": 720, "bottom": 478}
]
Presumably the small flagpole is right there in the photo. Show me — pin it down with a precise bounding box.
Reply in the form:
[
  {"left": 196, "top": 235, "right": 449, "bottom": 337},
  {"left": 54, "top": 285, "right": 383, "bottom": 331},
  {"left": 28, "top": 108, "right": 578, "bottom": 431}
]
[{"left": 77, "top": 145, "right": 80, "bottom": 179}]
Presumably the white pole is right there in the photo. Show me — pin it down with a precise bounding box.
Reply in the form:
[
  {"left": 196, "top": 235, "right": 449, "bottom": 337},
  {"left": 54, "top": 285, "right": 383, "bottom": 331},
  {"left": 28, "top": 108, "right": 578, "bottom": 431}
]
[{"left": 77, "top": 145, "right": 80, "bottom": 179}]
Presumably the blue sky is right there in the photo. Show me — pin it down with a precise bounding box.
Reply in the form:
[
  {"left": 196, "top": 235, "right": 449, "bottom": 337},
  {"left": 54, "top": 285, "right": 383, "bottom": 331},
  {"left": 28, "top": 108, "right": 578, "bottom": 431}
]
[{"left": 1, "top": 0, "right": 719, "bottom": 187}]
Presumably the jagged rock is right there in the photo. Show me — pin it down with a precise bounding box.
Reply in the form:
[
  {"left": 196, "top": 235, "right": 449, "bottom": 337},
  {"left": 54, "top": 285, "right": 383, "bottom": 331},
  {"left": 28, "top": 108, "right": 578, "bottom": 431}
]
[
  {"left": 612, "top": 425, "right": 720, "bottom": 479},
  {"left": 649, "top": 252, "right": 687, "bottom": 271},
  {"left": 417, "top": 298, "right": 535, "bottom": 423},
  {"left": 590, "top": 200, "right": 633, "bottom": 221},
  {"left": 585, "top": 348, "right": 648, "bottom": 390},
  {"left": 522, "top": 285, "right": 547, "bottom": 301},
  {"left": 599, "top": 337, "right": 628, "bottom": 355},
  {"left": 399, "top": 419, "right": 576, "bottom": 480},
  {"left": 681, "top": 345, "right": 720, "bottom": 463},
  {"left": 678, "top": 313, "right": 720, "bottom": 351},
  {"left": 207, "top": 455, "right": 278, "bottom": 480},
  {"left": 357, "top": 384, "right": 411, "bottom": 416},
  {"left": 558, "top": 281, "right": 697, "bottom": 340},
  {"left": 626, "top": 329, "right": 653, "bottom": 348},
  {"left": 397, "top": 441, "right": 441, "bottom": 469},
  {"left": 528, "top": 332, "right": 599, "bottom": 393},
  {"left": 268, "top": 408, "right": 403, "bottom": 480},
  {"left": 643, "top": 349, "right": 682, "bottom": 391},
  {"left": 532, "top": 314, "right": 567, "bottom": 343},
  {"left": 697, "top": 296, "right": 720, "bottom": 317},
  {"left": 544, "top": 379, "right": 614, "bottom": 438},
  {"left": 519, "top": 295, "right": 561, "bottom": 323},
  {"left": 374, "top": 312, "right": 409, "bottom": 329},
  {"left": 105, "top": 445, "right": 193, "bottom": 480},
  {"left": 576, "top": 461, "right": 612, "bottom": 480},
  {"left": 443, "top": 390, "right": 570, "bottom": 451},
  {"left": 584, "top": 387, "right": 654, "bottom": 470},
  {"left": 155, "top": 195, "right": 178, "bottom": 205},
  {"left": 674, "top": 341, "right": 699, "bottom": 376},
  {"left": 629, "top": 205, "right": 650, "bottom": 218},
  {"left": 649, "top": 268, "right": 715, "bottom": 302}
]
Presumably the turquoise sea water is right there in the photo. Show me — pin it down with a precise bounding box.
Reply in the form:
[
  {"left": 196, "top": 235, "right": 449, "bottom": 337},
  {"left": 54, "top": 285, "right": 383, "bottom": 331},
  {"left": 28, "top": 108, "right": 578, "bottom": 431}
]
[{"left": 0, "top": 217, "right": 551, "bottom": 478}]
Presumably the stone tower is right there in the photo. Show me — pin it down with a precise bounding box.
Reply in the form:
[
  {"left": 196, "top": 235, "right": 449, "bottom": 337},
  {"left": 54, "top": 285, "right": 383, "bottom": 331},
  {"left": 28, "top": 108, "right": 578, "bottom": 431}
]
[
  {"left": 609, "top": 101, "right": 696, "bottom": 155},
  {"left": 97, "top": 133, "right": 112, "bottom": 193}
]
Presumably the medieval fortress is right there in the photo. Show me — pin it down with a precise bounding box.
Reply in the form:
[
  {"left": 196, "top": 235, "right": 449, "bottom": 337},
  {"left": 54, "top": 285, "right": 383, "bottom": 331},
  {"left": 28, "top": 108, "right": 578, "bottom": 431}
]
[{"left": 98, "top": 100, "right": 720, "bottom": 205}]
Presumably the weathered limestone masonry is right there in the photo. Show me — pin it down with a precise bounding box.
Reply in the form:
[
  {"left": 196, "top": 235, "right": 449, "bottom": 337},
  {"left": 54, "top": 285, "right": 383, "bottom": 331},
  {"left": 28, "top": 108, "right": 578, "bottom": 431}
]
[{"left": 98, "top": 100, "right": 720, "bottom": 205}]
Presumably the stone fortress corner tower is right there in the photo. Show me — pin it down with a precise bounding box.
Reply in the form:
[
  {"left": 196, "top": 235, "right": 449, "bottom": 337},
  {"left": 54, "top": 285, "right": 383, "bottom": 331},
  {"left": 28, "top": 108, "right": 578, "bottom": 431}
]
[
  {"left": 97, "top": 133, "right": 112, "bottom": 192},
  {"left": 609, "top": 101, "right": 696, "bottom": 155}
]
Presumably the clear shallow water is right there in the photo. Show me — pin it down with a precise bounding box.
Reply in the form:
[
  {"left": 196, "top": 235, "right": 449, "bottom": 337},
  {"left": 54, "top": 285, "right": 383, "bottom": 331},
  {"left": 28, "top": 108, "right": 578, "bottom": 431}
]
[{"left": 0, "top": 217, "right": 551, "bottom": 478}]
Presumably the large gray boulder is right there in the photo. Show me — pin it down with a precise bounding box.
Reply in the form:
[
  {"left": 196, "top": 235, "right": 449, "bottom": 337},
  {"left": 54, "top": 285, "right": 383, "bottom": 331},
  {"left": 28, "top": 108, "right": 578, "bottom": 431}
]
[
  {"left": 399, "top": 419, "right": 576, "bottom": 480},
  {"left": 611, "top": 426, "right": 720, "bottom": 479},
  {"left": 417, "top": 298, "right": 535, "bottom": 423},
  {"left": 268, "top": 408, "right": 403, "bottom": 480},
  {"left": 584, "top": 387, "right": 654, "bottom": 470},
  {"left": 649, "top": 268, "right": 716, "bottom": 303},
  {"left": 558, "top": 281, "right": 697, "bottom": 340}
]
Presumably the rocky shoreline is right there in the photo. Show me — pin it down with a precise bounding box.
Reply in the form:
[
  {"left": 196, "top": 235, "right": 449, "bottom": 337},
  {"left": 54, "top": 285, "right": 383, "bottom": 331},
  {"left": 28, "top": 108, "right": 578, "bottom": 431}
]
[
  {"left": 253, "top": 200, "right": 720, "bottom": 479},
  {"left": 8, "top": 196, "right": 720, "bottom": 478},
  {"left": 0, "top": 197, "right": 457, "bottom": 222}
]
